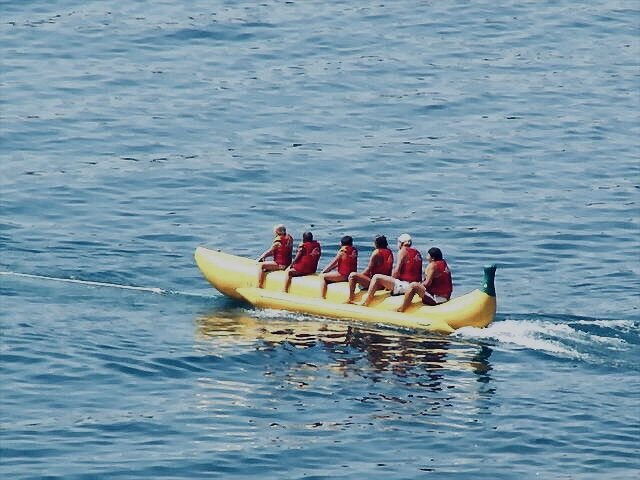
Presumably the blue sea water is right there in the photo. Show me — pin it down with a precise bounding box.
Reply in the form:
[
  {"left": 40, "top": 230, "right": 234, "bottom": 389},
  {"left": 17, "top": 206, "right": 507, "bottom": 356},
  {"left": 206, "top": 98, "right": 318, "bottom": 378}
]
[{"left": 1, "top": 0, "right": 639, "bottom": 478}]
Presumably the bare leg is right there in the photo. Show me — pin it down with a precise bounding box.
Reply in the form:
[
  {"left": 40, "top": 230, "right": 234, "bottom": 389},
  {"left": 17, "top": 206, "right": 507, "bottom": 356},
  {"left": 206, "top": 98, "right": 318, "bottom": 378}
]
[
  {"left": 347, "top": 272, "right": 371, "bottom": 303},
  {"left": 321, "top": 272, "right": 348, "bottom": 299},
  {"left": 397, "top": 283, "right": 424, "bottom": 312},
  {"left": 361, "top": 274, "right": 395, "bottom": 307},
  {"left": 258, "top": 261, "right": 282, "bottom": 288},
  {"left": 283, "top": 271, "right": 293, "bottom": 293},
  {"left": 284, "top": 269, "right": 304, "bottom": 293}
]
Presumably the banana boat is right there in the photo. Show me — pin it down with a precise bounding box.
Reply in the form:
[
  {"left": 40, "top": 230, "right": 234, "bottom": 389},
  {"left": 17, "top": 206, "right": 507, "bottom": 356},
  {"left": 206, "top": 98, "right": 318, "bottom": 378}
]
[{"left": 194, "top": 246, "right": 497, "bottom": 334}]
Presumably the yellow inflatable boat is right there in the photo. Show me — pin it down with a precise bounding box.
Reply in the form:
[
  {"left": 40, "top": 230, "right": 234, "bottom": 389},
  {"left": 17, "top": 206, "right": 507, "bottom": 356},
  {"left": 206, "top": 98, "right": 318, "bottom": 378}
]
[{"left": 194, "top": 246, "right": 497, "bottom": 334}]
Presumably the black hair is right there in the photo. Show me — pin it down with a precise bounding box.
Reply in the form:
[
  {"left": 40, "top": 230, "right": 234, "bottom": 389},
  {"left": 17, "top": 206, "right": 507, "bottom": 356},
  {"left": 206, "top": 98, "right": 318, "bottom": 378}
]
[
  {"left": 341, "top": 235, "right": 353, "bottom": 246},
  {"left": 374, "top": 235, "right": 388, "bottom": 249},
  {"left": 302, "top": 231, "right": 313, "bottom": 242},
  {"left": 428, "top": 247, "right": 443, "bottom": 261}
]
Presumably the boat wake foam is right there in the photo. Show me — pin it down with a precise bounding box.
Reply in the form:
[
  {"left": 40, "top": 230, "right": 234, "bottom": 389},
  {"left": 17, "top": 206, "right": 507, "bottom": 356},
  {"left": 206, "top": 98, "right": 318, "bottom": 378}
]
[{"left": 453, "top": 317, "right": 634, "bottom": 363}]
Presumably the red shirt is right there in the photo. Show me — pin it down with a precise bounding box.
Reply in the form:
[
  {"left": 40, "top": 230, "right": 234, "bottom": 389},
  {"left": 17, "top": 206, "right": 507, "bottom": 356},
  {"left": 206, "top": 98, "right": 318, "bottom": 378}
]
[
  {"left": 398, "top": 246, "right": 423, "bottom": 282},
  {"left": 293, "top": 240, "right": 321, "bottom": 274},
  {"left": 428, "top": 259, "right": 452, "bottom": 298},
  {"left": 273, "top": 234, "right": 293, "bottom": 267},
  {"left": 337, "top": 245, "right": 358, "bottom": 276},
  {"left": 370, "top": 248, "right": 393, "bottom": 276}
]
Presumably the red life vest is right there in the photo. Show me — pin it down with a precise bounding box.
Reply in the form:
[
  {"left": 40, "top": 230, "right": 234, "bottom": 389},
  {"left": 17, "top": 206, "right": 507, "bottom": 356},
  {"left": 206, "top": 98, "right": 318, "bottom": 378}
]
[
  {"left": 293, "top": 240, "right": 321, "bottom": 274},
  {"left": 371, "top": 248, "right": 393, "bottom": 276},
  {"left": 337, "top": 245, "right": 358, "bottom": 276},
  {"left": 428, "top": 259, "right": 453, "bottom": 298},
  {"left": 273, "top": 234, "right": 293, "bottom": 267},
  {"left": 398, "top": 246, "right": 423, "bottom": 282}
]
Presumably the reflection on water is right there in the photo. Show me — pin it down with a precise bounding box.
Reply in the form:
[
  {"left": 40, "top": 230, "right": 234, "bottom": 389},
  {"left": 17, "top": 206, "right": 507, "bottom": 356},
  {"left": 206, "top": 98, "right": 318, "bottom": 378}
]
[{"left": 196, "top": 310, "right": 494, "bottom": 389}]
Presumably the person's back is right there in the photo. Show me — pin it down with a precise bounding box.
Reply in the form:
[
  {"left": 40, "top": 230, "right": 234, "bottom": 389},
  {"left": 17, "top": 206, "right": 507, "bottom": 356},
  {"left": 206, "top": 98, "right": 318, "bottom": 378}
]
[
  {"left": 293, "top": 238, "right": 321, "bottom": 274},
  {"left": 371, "top": 246, "right": 393, "bottom": 276},
  {"left": 273, "top": 233, "right": 293, "bottom": 267},
  {"left": 337, "top": 244, "right": 358, "bottom": 276},
  {"left": 427, "top": 258, "right": 452, "bottom": 299},
  {"left": 284, "top": 231, "right": 321, "bottom": 292},
  {"left": 397, "top": 246, "right": 422, "bottom": 282}
]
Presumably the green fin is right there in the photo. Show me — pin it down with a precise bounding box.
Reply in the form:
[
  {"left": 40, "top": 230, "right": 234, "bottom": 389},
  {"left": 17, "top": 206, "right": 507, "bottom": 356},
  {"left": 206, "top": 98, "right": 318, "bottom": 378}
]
[{"left": 481, "top": 265, "right": 497, "bottom": 297}]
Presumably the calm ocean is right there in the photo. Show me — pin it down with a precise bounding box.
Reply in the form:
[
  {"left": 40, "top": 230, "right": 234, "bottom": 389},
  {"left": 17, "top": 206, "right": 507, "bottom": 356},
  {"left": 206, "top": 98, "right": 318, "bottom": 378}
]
[{"left": 1, "top": 1, "right": 638, "bottom": 478}]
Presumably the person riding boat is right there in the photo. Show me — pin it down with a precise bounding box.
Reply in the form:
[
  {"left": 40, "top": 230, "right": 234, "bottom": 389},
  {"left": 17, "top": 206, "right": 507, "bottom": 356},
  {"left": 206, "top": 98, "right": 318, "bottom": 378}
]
[
  {"left": 346, "top": 235, "right": 393, "bottom": 303},
  {"left": 360, "top": 233, "right": 422, "bottom": 306},
  {"left": 283, "top": 231, "right": 321, "bottom": 293},
  {"left": 257, "top": 224, "right": 294, "bottom": 288},
  {"left": 397, "top": 247, "right": 452, "bottom": 312},
  {"left": 320, "top": 235, "right": 358, "bottom": 299}
]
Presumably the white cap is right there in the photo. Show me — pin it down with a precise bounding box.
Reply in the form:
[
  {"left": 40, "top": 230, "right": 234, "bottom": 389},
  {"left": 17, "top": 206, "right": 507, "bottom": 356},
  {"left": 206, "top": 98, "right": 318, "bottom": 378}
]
[{"left": 397, "top": 233, "right": 412, "bottom": 244}]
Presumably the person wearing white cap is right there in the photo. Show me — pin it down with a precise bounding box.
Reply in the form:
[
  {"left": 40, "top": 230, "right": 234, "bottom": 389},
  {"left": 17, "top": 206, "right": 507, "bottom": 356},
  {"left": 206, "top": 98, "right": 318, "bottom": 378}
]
[{"left": 360, "top": 233, "right": 423, "bottom": 307}]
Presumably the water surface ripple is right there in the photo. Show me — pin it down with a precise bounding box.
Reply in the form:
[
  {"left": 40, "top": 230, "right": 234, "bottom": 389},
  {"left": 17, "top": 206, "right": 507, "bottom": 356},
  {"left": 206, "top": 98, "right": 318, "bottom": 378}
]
[{"left": 1, "top": 1, "right": 638, "bottom": 479}]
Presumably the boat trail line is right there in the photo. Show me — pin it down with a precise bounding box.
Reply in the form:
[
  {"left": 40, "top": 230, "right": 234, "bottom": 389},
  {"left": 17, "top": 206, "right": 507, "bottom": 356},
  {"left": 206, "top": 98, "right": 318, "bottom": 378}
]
[{"left": 0, "top": 271, "right": 210, "bottom": 298}]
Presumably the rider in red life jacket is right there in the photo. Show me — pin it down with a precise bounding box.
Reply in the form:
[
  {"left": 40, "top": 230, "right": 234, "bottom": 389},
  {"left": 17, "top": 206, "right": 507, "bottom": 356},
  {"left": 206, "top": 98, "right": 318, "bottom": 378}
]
[
  {"left": 284, "top": 231, "right": 322, "bottom": 293},
  {"left": 397, "top": 247, "right": 453, "bottom": 312},
  {"left": 361, "top": 233, "right": 423, "bottom": 307},
  {"left": 257, "top": 224, "right": 294, "bottom": 288},
  {"left": 396, "top": 243, "right": 423, "bottom": 282},
  {"left": 346, "top": 235, "right": 393, "bottom": 303},
  {"left": 371, "top": 244, "right": 394, "bottom": 277},
  {"left": 320, "top": 235, "right": 358, "bottom": 298}
]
